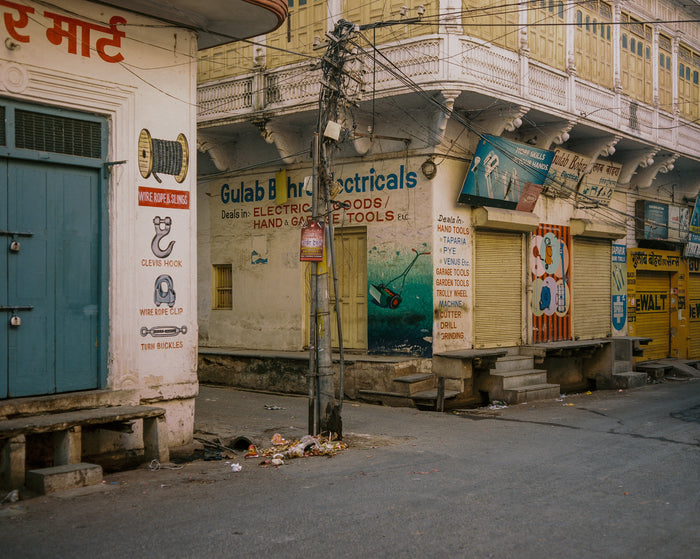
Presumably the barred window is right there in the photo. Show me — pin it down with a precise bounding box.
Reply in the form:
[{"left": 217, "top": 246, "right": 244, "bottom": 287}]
[{"left": 213, "top": 264, "right": 233, "bottom": 309}]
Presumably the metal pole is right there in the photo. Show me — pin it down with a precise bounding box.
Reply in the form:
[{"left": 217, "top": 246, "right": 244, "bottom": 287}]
[
  {"left": 326, "top": 196, "right": 345, "bottom": 411},
  {"left": 308, "top": 129, "right": 321, "bottom": 435}
]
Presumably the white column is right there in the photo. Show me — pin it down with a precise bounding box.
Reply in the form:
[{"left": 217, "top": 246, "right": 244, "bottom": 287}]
[
  {"left": 672, "top": 35, "right": 680, "bottom": 116},
  {"left": 652, "top": 26, "right": 660, "bottom": 107},
  {"left": 612, "top": 1, "right": 622, "bottom": 93}
]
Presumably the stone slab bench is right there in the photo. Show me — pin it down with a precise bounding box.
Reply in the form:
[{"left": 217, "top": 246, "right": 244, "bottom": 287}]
[
  {"left": 0, "top": 405, "right": 169, "bottom": 489},
  {"left": 433, "top": 349, "right": 509, "bottom": 375}
]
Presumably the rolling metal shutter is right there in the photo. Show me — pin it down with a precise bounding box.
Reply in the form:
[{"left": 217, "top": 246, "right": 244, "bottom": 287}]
[
  {"left": 689, "top": 272, "right": 700, "bottom": 359},
  {"left": 474, "top": 230, "right": 523, "bottom": 348},
  {"left": 635, "top": 271, "right": 671, "bottom": 360},
  {"left": 572, "top": 238, "right": 612, "bottom": 339}
]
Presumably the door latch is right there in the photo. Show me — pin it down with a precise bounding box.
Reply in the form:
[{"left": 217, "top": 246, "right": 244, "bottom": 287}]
[
  {"left": 1, "top": 229, "right": 32, "bottom": 253},
  {"left": 1, "top": 306, "right": 33, "bottom": 328}
]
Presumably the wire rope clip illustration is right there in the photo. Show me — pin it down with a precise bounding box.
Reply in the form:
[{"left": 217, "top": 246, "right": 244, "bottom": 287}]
[
  {"left": 138, "top": 129, "right": 189, "bottom": 183},
  {"left": 154, "top": 274, "right": 176, "bottom": 307},
  {"left": 369, "top": 249, "right": 430, "bottom": 310},
  {"left": 151, "top": 216, "right": 175, "bottom": 258},
  {"left": 140, "top": 325, "right": 187, "bottom": 338}
]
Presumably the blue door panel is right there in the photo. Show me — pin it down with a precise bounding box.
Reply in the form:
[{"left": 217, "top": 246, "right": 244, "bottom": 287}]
[
  {"left": 2, "top": 159, "right": 100, "bottom": 398},
  {"left": 8, "top": 162, "right": 57, "bottom": 396},
  {"left": 0, "top": 160, "right": 7, "bottom": 398},
  {"left": 55, "top": 167, "right": 99, "bottom": 392}
]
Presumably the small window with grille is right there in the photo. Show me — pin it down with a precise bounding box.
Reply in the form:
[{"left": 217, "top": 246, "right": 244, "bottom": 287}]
[{"left": 213, "top": 264, "right": 233, "bottom": 309}]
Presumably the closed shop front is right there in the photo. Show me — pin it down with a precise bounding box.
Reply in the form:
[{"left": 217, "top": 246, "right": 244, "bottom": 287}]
[
  {"left": 572, "top": 238, "right": 612, "bottom": 339},
  {"left": 474, "top": 230, "right": 524, "bottom": 348},
  {"left": 688, "top": 269, "right": 700, "bottom": 359},
  {"left": 627, "top": 248, "right": 679, "bottom": 361},
  {"left": 634, "top": 271, "right": 672, "bottom": 360}
]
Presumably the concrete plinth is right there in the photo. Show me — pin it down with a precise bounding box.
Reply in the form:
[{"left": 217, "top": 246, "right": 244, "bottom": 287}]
[
  {"left": 26, "top": 463, "right": 102, "bottom": 494},
  {"left": 598, "top": 371, "right": 648, "bottom": 390}
]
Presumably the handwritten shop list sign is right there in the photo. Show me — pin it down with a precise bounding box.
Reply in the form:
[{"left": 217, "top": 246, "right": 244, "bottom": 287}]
[
  {"left": 0, "top": 1, "right": 126, "bottom": 62},
  {"left": 434, "top": 214, "right": 471, "bottom": 343}
]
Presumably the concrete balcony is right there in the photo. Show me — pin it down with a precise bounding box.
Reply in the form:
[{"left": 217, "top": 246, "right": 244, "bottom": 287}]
[{"left": 197, "top": 34, "right": 700, "bottom": 190}]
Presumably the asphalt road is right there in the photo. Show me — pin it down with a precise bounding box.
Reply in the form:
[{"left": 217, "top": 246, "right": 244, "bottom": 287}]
[{"left": 1, "top": 380, "right": 699, "bottom": 558}]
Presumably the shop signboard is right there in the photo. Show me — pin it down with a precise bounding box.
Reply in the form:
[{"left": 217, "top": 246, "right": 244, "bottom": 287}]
[
  {"left": 459, "top": 135, "right": 554, "bottom": 210},
  {"left": 686, "top": 196, "right": 700, "bottom": 258}
]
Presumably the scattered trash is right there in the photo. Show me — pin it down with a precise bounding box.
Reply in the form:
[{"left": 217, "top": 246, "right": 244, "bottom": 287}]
[
  {"left": 149, "top": 459, "right": 184, "bottom": 471},
  {"left": 488, "top": 401, "right": 508, "bottom": 410},
  {"left": 271, "top": 433, "right": 287, "bottom": 445},
  {"left": 231, "top": 463, "right": 242, "bottom": 472},
  {"left": 251, "top": 434, "right": 347, "bottom": 467},
  {"left": 244, "top": 445, "right": 259, "bottom": 458},
  {"left": 563, "top": 403, "right": 575, "bottom": 407},
  {"left": 204, "top": 449, "right": 224, "bottom": 461},
  {"left": 585, "top": 391, "right": 593, "bottom": 395},
  {"left": 285, "top": 444, "right": 305, "bottom": 458},
  {"left": 264, "top": 404, "right": 285, "bottom": 410},
  {"left": 271, "top": 453, "right": 285, "bottom": 466},
  {"left": 1, "top": 489, "right": 19, "bottom": 504}
]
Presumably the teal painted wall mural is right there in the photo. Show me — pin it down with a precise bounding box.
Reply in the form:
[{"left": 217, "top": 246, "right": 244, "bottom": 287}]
[{"left": 368, "top": 243, "right": 433, "bottom": 356}]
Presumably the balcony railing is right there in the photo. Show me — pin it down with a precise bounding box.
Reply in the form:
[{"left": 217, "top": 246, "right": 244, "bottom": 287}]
[{"left": 197, "top": 35, "right": 700, "bottom": 159}]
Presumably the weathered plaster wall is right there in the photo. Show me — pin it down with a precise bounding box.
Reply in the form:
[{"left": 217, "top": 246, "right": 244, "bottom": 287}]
[
  {"left": 3, "top": 0, "right": 199, "bottom": 446},
  {"left": 199, "top": 155, "right": 434, "bottom": 355}
]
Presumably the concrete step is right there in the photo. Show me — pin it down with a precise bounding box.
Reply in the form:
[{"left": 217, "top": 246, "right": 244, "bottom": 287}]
[
  {"left": 410, "top": 389, "right": 460, "bottom": 410},
  {"left": 667, "top": 362, "right": 700, "bottom": 378},
  {"left": 357, "top": 390, "right": 414, "bottom": 408},
  {"left": 25, "top": 463, "right": 102, "bottom": 495},
  {"left": 611, "top": 371, "right": 648, "bottom": 389},
  {"left": 493, "top": 355, "right": 535, "bottom": 373},
  {"left": 635, "top": 362, "right": 673, "bottom": 379},
  {"left": 392, "top": 373, "right": 435, "bottom": 396},
  {"left": 503, "top": 383, "right": 560, "bottom": 404},
  {"left": 614, "top": 360, "right": 633, "bottom": 373},
  {"left": 491, "top": 369, "right": 548, "bottom": 389},
  {"left": 411, "top": 388, "right": 460, "bottom": 401}
]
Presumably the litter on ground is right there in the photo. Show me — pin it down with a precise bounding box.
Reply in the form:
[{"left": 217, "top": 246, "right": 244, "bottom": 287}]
[{"left": 256, "top": 434, "right": 347, "bottom": 466}]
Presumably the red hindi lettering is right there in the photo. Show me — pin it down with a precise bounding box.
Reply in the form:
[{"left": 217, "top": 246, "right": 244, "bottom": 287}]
[
  {"left": 44, "top": 11, "right": 126, "bottom": 63},
  {"left": 0, "top": 0, "right": 34, "bottom": 43},
  {"left": 95, "top": 16, "right": 126, "bottom": 63}
]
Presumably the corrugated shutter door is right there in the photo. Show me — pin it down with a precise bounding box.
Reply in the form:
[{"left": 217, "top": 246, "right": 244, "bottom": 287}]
[
  {"left": 474, "top": 231, "right": 523, "bottom": 348},
  {"left": 572, "top": 238, "right": 612, "bottom": 339},
  {"left": 689, "top": 273, "right": 700, "bottom": 359},
  {"left": 635, "top": 271, "right": 671, "bottom": 360}
]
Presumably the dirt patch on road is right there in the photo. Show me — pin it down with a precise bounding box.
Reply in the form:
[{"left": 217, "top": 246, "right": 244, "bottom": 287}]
[{"left": 343, "top": 432, "right": 415, "bottom": 448}]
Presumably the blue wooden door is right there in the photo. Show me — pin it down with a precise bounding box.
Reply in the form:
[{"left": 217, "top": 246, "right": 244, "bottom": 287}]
[{"left": 1, "top": 159, "right": 100, "bottom": 397}]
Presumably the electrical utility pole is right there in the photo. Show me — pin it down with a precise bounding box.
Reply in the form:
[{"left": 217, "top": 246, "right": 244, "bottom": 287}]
[{"left": 309, "top": 19, "right": 361, "bottom": 438}]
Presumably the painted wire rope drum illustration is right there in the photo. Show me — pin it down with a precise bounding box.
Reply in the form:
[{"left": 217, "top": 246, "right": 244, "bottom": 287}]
[{"left": 138, "top": 128, "right": 189, "bottom": 183}]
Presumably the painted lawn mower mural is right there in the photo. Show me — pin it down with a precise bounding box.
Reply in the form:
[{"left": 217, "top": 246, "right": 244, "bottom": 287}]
[{"left": 369, "top": 249, "right": 430, "bottom": 309}]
